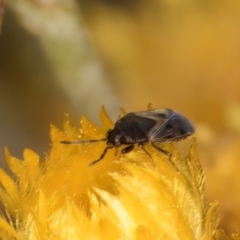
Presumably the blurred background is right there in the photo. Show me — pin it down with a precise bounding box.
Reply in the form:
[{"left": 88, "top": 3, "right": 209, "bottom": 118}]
[{"left": 0, "top": 0, "right": 240, "bottom": 235}]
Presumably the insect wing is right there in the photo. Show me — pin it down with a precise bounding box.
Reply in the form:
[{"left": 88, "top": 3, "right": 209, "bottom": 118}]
[
  {"left": 133, "top": 109, "right": 173, "bottom": 122},
  {"left": 131, "top": 109, "right": 175, "bottom": 141},
  {"left": 146, "top": 110, "right": 194, "bottom": 141},
  {"left": 147, "top": 111, "right": 178, "bottom": 140}
]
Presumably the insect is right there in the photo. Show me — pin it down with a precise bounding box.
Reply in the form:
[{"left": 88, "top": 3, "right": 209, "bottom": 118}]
[{"left": 61, "top": 108, "right": 195, "bottom": 167}]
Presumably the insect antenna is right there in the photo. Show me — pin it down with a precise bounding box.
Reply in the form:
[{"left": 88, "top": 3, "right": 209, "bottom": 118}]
[{"left": 60, "top": 138, "right": 107, "bottom": 144}]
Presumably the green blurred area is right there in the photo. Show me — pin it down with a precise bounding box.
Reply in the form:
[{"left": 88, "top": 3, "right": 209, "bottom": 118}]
[{"left": 0, "top": 0, "right": 240, "bottom": 236}]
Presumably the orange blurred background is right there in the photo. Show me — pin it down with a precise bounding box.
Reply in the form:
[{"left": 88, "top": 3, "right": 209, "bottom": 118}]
[{"left": 0, "top": 0, "right": 240, "bottom": 235}]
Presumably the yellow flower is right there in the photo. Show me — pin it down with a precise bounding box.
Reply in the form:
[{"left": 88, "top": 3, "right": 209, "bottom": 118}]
[{"left": 0, "top": 107, "right": 238, "bottom": 240}]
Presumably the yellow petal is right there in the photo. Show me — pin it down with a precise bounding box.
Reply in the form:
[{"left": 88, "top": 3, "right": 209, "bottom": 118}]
[{"left": 0, "top": 109, "right": 238, "bottom": 240}]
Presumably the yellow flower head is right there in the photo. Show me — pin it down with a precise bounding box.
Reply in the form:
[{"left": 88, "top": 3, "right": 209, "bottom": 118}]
[{"left": 0, "top": 107, "right": 237, "bottom": 240}]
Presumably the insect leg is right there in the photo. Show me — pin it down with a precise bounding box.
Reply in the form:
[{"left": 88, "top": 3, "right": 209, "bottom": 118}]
[
  {"left": 138, "top": 144, "right": 157, "bottom": 166},
  {"left": 114, "top": 145, "right": 134, "bottom": 162},
  {"left": 121, "top": 145, "right": 134, "bottom": 154},
  {"left": 88, "top": 146, "right": 113, "bottom": 167},
  {"left": 115, "top": 148, "right": 118, "bottom": 156},
  {"left": 151, "top": 143, "right": 179, "bottom": 170},
  {"left": 138, "top": 143, "right": 151, "bottom": 158},
  {"left": 151, "top": 142, "right": 171, "bottom": 157}
]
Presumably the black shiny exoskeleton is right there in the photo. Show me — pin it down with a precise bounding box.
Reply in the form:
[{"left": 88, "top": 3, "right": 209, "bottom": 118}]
[{"left": 61, "top": 108, "right": 195, "bottom": 166}]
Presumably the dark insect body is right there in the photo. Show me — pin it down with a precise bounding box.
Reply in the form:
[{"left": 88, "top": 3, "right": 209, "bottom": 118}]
[{"left": 61, "top": 108, "right": 195, "bottom": 167}]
